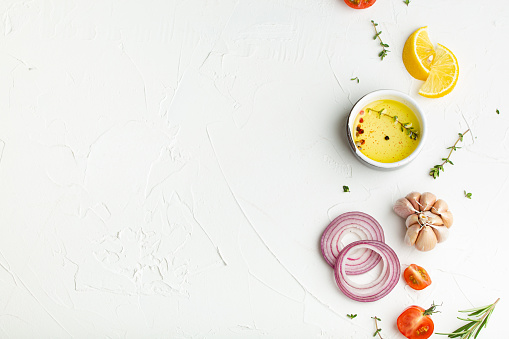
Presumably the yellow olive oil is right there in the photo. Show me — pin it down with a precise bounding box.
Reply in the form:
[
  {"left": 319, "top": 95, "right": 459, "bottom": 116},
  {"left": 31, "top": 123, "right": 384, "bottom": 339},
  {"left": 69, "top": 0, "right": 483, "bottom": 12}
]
[{"left": 352, "top": 99, "right": 420, "bottom": 163}]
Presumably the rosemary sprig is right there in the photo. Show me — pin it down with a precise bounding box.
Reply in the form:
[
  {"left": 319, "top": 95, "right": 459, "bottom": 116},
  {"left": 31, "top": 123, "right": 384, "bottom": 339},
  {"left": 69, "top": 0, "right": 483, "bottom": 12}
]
[
  {"left": 371, "top": 20, "right": 390, "bottom": 60},
  {"left": 436, "top": 298, "right": 500, "bottom": 339},
  {"left": 429, "top": 129, "right": 470, "bottom": 179},
  {"left": 366, "top": 108, "right": 419, "bottom": 140},
  {"left": 403, "top": 0, "right": 410, "bottom": 5},
  {"left": 371, "top": 316, "right": 383, "bottom": 338},
  {"left": 351, "top": 77, "right": 360, "bottom": 83}
]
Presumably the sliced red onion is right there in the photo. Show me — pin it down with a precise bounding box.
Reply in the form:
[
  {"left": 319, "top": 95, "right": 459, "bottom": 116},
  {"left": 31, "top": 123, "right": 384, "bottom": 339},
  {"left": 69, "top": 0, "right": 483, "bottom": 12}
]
[
  {"left": 334, "top": 240, "right": 400, "bottom": 302},
  {"left": 320, "top": 211, "right": 385, "bottom": 275}
]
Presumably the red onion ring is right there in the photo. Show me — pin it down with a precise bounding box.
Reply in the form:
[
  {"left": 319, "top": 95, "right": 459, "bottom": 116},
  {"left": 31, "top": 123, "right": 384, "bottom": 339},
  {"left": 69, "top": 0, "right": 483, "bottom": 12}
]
[
  {"left": 334, "top": 240, "right": 400, "bottom": 302},
  {"left": 320, "top": 211, "right": 385, "bottom": 274}
]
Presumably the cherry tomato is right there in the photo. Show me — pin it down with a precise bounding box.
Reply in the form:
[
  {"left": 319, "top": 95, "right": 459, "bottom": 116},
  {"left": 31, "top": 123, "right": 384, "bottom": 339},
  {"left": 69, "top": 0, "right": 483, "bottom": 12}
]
[
  {"left": 403, "top": 264, "right": 432, "bottom": 290},
  {"left": 397, "top": 304, "right": 439, "bottom": 339},
  {"left": 343, "top": 0, "right": 376, "bottom": 9}
]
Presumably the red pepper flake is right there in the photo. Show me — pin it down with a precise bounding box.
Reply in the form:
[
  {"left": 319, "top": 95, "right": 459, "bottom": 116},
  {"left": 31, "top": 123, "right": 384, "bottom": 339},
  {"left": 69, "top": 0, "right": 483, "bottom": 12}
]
[
  {"left": 360, "top": 110, "right": 364, "bottom": 115},
  {"left": 359, "top": 129, "right": 364, "bottom": 134},
  {"left": 359, "top": 118, "right": 364, "bottom": 123},
  {"left": 360, "top": 139, "right": 365, "bottom": 145}
]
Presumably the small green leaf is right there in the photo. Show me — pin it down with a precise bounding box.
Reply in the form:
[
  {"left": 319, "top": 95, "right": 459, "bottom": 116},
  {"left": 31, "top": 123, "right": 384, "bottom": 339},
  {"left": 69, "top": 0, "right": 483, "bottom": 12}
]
[
  {"left": 464, "top": 190, "right": 472, "bottom": 199},
  {"left": 347, "top": 314, "right": 357, "bottom": 319},
  {"left": 343, "top": 185, "right": 350, "bottom": 193},
  {"left": 496, "top": 109, "right": 500, "bottom": 114}
]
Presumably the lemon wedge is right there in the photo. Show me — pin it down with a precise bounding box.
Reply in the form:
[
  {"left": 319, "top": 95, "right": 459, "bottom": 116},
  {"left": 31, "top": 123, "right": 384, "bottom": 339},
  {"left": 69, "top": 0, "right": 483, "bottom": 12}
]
[
  {"left": 418, "top": 43, "right": 459, "bottom": 98},
  {"left": 402, "top": 27, "right": 435, "bottom": 81}
]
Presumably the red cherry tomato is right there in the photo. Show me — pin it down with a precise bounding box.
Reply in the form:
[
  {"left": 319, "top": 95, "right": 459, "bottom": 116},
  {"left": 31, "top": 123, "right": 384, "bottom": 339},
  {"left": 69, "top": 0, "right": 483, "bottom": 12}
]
[
  {"left": 397, "top": 304, "right": 439, "bottom": 339},
  {"left": 403, "top": 264, "right": 432, "bottom": 290},
  {"left": 343, "top": 0, "right": 376, "bottom": 9}
]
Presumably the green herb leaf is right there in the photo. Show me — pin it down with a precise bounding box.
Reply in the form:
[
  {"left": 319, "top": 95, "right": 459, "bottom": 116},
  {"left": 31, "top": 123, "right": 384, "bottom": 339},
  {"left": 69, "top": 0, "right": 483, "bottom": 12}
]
[
  {"left": 343, "top": 185, "right": 350, "bottom": 192},
  {"left": 464, "top": 191, "right": 472, "bottom": 199},
  {"left": 403, "top": 0, "right": 410, "bottom": 5},
  {"left": 350, "top": 77, "right": 360, "bottom": 83},
  {"left": 373, "top": 328, "right": 382, "bottom": 337},
  {"left": 371, "top": 20, "right": 389, "bottom": 60},
  {"left": 496, "top": 109, "right": 500, "bottom": 114},
  {"left": 347, "top": 314, "right": 357, "bottom": 319},
  {"left": 436, "top": 298, "right": 499, "bottom": 339},
  {"left": 429, "top": 130, "right": 469, "bottom": 179}
]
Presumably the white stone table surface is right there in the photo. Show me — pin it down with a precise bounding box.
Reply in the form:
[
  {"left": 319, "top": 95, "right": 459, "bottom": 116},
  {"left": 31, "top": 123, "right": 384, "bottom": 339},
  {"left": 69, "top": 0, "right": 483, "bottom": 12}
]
[{"left": 1, "top": 0, "right": 508, "bottom": 338}]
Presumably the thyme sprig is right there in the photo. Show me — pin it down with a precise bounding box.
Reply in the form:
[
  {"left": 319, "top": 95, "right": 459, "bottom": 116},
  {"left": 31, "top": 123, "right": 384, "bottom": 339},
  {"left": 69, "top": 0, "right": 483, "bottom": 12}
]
[
  {"left": 436, "top": 298, "right": 500, "bottom": 339},
  {"left": 371, "top": 316, "right": 383, "bottom": 338},
  {"left": 371, "top": 20, "right": 390, "bottom": 60},
  {"left": 366, "top": 108, "right": 419, "bottom": 140},
  {"left": 429, "top": 129, "right": 470, "bottom": 179}
]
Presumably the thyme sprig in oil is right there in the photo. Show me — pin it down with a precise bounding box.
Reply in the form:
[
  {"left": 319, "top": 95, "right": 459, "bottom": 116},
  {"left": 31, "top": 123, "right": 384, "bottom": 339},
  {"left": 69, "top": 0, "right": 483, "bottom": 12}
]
[{"left": 366, "top": 108, "right": 419, "bottom": 140}]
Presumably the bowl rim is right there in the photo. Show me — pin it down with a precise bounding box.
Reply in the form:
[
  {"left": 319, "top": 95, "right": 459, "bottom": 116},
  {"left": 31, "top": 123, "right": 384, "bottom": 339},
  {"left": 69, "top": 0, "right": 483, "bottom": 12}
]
[{"left": 346, "top": 89, "right": 427, "bottom": 169}]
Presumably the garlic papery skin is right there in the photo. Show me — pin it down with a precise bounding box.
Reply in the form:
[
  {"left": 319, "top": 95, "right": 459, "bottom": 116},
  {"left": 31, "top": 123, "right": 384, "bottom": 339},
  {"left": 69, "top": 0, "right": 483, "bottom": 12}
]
[
  {"left": 405, "top": 224, "right": 421, "bottom": 246},
  {"left": 414, "top": 226, "right": 437, "bottom": 252},
  {"left": 405, "top": 214, "right": 419, "bottom": 228},
  {"left": 406, "top": 192, "right": 421, "bottom": 211},
  {"left": 431, "top": 225, "right": 449, "bottom": 243},
  {"left": 441, "top": 211, "right": 454, "bottom": 228},
  {"left": 394, "top": 191, "right": 453, "bottom": 251},
  {"left": 420, "top": 211, "right": 444, "bottom": 226},
  {"left": 394, "top": 198, "right": 417, "bottom": 219},
  {"left": 419, "top": 192, "right": 437, "bottom": 211},
  {"left": 432, "top": 199, "right": 449, "bottom": 215}
]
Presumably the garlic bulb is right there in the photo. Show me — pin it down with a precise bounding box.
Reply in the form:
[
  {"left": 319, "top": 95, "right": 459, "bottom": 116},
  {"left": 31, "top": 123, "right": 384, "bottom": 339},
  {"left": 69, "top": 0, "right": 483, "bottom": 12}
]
[{"left": 393, "top": 191, "right": 453, "bottom": 252}]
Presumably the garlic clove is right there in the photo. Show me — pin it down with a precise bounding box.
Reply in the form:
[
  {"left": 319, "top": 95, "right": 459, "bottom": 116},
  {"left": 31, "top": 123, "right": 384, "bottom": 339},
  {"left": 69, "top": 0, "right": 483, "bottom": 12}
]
[
  {"left": 405, "top": 224, "right": 421, "bottom": 246},
  {"left": 441, "top": 211, "right": 454, "bottom": 228},
  {"left": 414, "top": 226, "right": 437, "bottom": 251},
  {"left": 431, "top": 199, "right": 449, "bottom": 215},
  {"left": 405, "top": 214, "right": 419, "bottom": 228},
  {"left": 394, "top": 198, "right": 417, "bottom": 219},
  {"left": 419, "top": 192, "right": 437, "bottom": 211},
  {"left": 431, "top": 224, "right": 449, "bottom": 243},
  {"left": 405, "top": 192, "right": 422, "bottom": 211},
  {"left": 421, "top": 211, "right": 444, "bottom": 226}
]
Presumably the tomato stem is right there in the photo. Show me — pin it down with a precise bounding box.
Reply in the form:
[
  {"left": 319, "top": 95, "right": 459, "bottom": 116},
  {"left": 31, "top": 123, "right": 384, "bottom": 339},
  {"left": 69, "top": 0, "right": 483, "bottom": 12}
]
[{"left": 423, "top": 302, "right": 442, "bottom": 316}]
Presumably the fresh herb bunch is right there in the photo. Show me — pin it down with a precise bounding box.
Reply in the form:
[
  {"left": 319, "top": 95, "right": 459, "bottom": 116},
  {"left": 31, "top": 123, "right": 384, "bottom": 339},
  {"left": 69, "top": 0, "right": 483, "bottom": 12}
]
[
  {"left": 436, "top": 298, "right": 500, "bottom": 339},
  {"left": 429, "top": 129, "right": 470, "bottom": 179},
  {"left": 366, "top": 108, "right": 419, "bottom": 140},
  {"left": 371, "top": 20, "right": 390, "bottom": 60}
]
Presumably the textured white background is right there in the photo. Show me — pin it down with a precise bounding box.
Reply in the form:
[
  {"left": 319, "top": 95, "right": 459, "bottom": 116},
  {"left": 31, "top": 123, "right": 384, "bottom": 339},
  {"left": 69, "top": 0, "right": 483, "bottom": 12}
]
[{"left": 1, "top": 0, "right": 508, "bottom": 338}]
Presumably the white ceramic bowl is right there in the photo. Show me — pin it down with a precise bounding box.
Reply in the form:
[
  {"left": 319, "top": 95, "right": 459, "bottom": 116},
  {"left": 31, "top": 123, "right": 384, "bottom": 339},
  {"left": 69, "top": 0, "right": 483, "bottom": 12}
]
[{"left": 346, "top": 89, "right": 427, "bottom": 170}]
